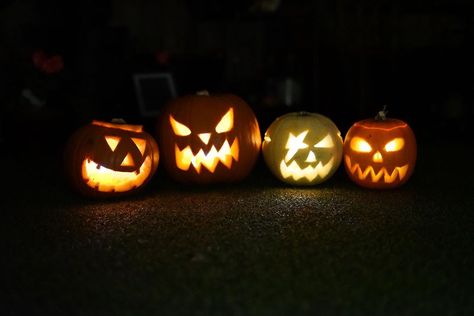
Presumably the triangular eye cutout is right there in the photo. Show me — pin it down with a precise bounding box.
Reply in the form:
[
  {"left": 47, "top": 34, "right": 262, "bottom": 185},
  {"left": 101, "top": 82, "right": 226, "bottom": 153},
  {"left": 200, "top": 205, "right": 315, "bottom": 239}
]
[
  {"left": 132, "top": 138, "right": 147, "bottom": 155},
  {"left": 170, "top": 115, "right": 191, "bottom": 136},
  {"left": 215, "top": 108, "right": 234, "bottom": 133},
  {"left": 105, "top": 136, "right": 121, "bottom": 152},
  {"left": 314, "top": 134, "right": 334, "bottom": 148},
  {"left": 120, "top": 153, "right": 135, "bottom": 167}
]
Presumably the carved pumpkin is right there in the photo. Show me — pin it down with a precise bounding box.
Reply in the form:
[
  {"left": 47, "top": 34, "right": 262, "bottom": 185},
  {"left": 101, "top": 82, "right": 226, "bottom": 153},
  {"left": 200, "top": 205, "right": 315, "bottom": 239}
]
[
  {"left": 65, "top": 119, "right": 159, "bottom": 197},
  {"left": 157, "top": 91, "right": 261, "bottom": 184},
  {"left": 262, "top": 112, "right": 343, "bottom": 185},
  {"left": 343, "top": 108, "right": 417, "bottom": 189}
]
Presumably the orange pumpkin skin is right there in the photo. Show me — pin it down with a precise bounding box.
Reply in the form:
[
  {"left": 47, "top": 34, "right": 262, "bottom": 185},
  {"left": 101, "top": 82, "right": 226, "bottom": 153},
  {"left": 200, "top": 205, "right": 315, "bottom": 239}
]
[
  {"left": 157, "top": 92, "right": 261, "bottom": 184},
  {"left": 65, "top": 120, "right": 159, "bottom": 198},
  {"left": 343, "top": 118, "right": 416, "bottom": 189}
]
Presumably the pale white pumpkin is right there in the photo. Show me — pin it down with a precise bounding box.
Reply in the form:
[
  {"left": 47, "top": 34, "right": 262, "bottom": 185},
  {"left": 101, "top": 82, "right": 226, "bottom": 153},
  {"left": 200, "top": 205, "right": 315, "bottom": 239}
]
[{"left": 262, "top": 112, "right": 343, "bottom": 185}]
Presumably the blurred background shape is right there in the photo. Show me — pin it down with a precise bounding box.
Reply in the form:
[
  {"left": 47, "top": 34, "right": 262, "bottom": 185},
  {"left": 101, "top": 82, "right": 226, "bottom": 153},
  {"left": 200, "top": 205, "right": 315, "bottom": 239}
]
[{"left": 0, "top": 0, "right": 472, "bottom": 152}]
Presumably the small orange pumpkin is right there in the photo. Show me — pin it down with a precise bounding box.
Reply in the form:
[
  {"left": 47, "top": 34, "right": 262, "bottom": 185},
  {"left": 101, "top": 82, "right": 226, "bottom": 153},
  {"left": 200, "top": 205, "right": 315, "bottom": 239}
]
[
  {"left": 65, "top": 119, "right": 159, "bottom": 197},
  {"left": 157, "top": 91, "right": 261, "bottom": 184},
  {"left": 343, "top": 107, "right": 417, "bottom": 189}
]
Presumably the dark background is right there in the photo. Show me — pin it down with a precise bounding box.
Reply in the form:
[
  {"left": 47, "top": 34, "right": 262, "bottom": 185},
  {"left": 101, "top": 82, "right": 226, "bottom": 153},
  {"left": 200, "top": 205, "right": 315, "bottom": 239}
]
[
  {"left": 1, "top": 0, "right": 473, "bottom": 314},
  {"left": 1, "top": 0, "right": 473, "bottom": 149}
]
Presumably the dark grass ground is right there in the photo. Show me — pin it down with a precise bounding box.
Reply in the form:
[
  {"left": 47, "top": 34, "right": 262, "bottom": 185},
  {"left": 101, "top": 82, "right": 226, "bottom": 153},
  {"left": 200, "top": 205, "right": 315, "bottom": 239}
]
[{"left": 2, "top": 140, "right": 473, "bottom": 315}]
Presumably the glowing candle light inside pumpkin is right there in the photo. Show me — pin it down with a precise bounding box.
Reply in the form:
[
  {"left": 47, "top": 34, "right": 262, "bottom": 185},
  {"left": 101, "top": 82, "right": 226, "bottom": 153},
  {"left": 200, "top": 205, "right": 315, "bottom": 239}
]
[
  {"left": 82, "top": 156, "right": 152, "bottom": 192},
  {"left": 262, "top": 112, "right": 343, "bottom": 185},
  {"left": 343, "top": 106, "right": 416, "bottom": 189},
  {"left": 170, "top": 108, "right": 239, "bottom": 173},
  {"left": 157, "top": 91, "right": 261, "bottom": 184},
  {"left": 65, "top": 119, "right": 159, "bottom": 197}
]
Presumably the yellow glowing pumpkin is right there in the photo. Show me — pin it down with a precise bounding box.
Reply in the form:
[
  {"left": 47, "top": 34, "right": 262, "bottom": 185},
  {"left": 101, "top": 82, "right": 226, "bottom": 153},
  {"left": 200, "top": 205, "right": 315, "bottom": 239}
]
[{"left": 262, "top": 112, "right": 343, "bottom": 185}]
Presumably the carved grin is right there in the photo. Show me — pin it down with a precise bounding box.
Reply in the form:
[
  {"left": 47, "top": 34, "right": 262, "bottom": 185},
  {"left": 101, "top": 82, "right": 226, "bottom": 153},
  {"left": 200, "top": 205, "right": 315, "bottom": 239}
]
[
  {"left": 345, "top": 155, "right": 408, "bottom": 183},
  {"left": 280, "top": 157, "right": 335, "bottom": 181},
  {"left": 175, "top": 138, "right": 239, "bottom": 173},
  {"left": 82, "top": 157, "right": 152, "bottom": 192}
]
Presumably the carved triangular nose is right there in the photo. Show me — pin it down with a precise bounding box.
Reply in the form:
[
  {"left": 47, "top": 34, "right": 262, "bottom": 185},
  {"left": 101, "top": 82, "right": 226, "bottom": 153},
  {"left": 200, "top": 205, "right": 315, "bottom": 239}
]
[
  {"left": 372, "top": 151, "right": 383, "bottom": 163},
  {"left": 305, "top": 151, "right": 317, "bottom": 163},
  {"left": 121, "top": 153, "right": 135, "bottom": 167},
  {"left": 198, "top": 133, "right": 211, "bottom": 144}
]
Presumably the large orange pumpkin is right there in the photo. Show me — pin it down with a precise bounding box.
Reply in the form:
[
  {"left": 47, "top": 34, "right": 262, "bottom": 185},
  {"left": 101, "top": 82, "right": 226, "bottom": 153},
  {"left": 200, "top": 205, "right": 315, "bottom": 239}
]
[
  {"left": 157, "top": 91, "right": 261, "bottom": 184},
  {"left": 65, "top": 119, "right": 159, "bottom": 197},
  {"left": 343, "top": 108, "right": 417, "bottom": 189}
]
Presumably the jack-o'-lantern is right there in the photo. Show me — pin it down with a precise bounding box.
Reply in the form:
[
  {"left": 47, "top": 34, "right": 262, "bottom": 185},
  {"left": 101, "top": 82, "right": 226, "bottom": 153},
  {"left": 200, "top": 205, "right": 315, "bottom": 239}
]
[
  {"left": 262, "top": 112, "right": 343, "bottom": 185},
  {"left": 65, "top": 119, "right": 159, "bottom": 197},
  {"left": 157, "top": 91, "right": 261, "bottom": 184},
  {"left": 343, "top": 107, "right": 417, "bottom": 189}
]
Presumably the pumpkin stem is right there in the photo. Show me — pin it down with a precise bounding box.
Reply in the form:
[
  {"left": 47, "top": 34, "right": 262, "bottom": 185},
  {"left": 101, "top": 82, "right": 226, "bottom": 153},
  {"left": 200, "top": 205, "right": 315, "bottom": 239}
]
[
  {"left": 196, "top": 90, "right": 210, "bottom": 96},
  {"left": 111, "top": 118, "right": 127, "bottom": 124},
  {"left": 375, "top": 105, "right": 388, "bottom": 120},
  {"left": 298, "top": 111, "right": 310, "bottom": 116}
]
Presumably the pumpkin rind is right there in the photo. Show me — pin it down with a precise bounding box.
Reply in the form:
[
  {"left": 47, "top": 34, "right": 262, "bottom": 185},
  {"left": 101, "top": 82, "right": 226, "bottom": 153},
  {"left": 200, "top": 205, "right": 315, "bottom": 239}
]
[
  {"left": 157, "top": 92, "right": 261, "bottom": 184},
  {"left": 343, "top": 117, "right": 417, "bottom": 189},
  {"left": 262, "top": 112, "right": 343, "bottom": 185},
  {"left": 64, "top": 121, "right": 159, "bottom": 198}
]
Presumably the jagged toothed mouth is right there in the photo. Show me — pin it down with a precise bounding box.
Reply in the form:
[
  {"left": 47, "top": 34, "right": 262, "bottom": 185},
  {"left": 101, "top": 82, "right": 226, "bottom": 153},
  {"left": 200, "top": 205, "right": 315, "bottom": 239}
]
[
  {"left": 81, "top": 157, "right": 152, "bottom": 192},
  {"left": 345, "top": 155, "right": 408, "bottom": 183},
  {"left": 175, "top": 138, "right": 239, "bottom": 173},
  {"left": 280, "top": 157, "right": 335, "bottom": 181}
]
